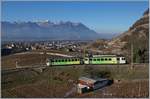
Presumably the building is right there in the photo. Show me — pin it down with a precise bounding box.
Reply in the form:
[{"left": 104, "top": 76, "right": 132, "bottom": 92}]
[{"left": 77, "top": 77, "right": 110, "bottom": 94}]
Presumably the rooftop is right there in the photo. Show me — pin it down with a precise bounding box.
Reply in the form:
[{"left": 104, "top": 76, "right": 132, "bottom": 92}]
[
  {"left": 78, "top": 77, "right": 108, "bottom": 84},
  {"left": 79, "top": 77, "right": 96, "bottom": 84}
]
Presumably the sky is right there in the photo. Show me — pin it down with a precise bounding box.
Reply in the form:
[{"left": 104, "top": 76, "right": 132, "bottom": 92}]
[{"left": 1, "top": 1, "right": 149, "bottom": 34}]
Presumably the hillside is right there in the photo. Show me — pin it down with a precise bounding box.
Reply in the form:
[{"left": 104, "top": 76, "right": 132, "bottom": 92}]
[
  {"left": 110, "top": 9, "right": 149, "bottom": 63},
  {"left": 87, "top": 9, "right": 149, "bottom": 63},
  {"left": 2, "top": 21, "right": 101, "bottom": 40}
]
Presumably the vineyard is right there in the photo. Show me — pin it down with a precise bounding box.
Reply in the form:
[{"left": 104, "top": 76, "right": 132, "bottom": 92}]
[
  {"left": 2, "top": 64, "right": 149, "bottom": 98},
  {"left": 75, "top": 80, "right": 148, "bottom": 98}
]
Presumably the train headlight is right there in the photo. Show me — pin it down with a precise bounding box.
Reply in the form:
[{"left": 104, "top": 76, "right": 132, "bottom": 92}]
[{"left": 46, "top": 62, "right": 50, "bottom": 66}]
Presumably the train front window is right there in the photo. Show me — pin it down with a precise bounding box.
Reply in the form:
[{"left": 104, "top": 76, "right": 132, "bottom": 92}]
[
  {"left": 122, "top": 57, "right": 125, "bottom": 60},
  {"left": 85, "top": 59, "right": 88, "bottom": 61},
  {"left": 117, "top": 58, "right": 120, "bottom": 60}
]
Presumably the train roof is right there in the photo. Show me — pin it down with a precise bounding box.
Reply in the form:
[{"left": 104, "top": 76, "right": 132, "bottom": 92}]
[
  {"left": 47, "top": 57, "right": 81, "bottom": 60},
  {"left": 79, "top": 77, "right": 96, "bottom": 84},
  {"left": 92, "top": 55, "right": 125, "bottom": 57},
  {"left": 92, "top": 55, "right": 116, "bottom": 57}
]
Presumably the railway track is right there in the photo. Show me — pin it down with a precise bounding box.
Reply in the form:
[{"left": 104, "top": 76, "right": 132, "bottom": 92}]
[
  {"left": 13, "top": 51, "right": 75, "bottom": 57},
  {"left": 2, "top": 63, "right": 148, "bottom": 75},
  {"left": 2, "top": 65, "right": 47, "bottom": 75}
]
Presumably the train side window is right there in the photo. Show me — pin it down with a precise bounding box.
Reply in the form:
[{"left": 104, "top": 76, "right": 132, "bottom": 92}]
[
  {"left": 68, "top": 59, "right": 70, "bottom": 62},
  {"left": 62, "top": 60, "right": 64, "bottom": 62},
  {"left": 65, "top": 59, "right": 67, "bottom": 62},
  {"left": 89, "top": 59, "right": 92, "bottom": 61},
  {"left": 93, "top": 59, "right": 96, "bottom": 61},
  {"left": 109, "top": 58, "right": 111, "bottom": 61},
  {"left": 75, "top": 59, "right": 77, "bottom": 61},
  {"left": 97, "top": 59, "right": 100, "bottom": 61},
  {"left": 55, "top": 60, "right": 57, "bottom": 62},
  {"left": 122, "top": 57, "right": 125, "bottom": 60},
  {"left": 72, "top": 59, "right": 74, "bottom": 61},
  {"left": 101, "top": 58, "right": 104, "bottom": 61},
  {"left": 105, "top": 58, "right": 107, "bottom": 61},
  {"left": 117, "top": 58, "right": 120, "bottom": 60},
  {"left": 85, "top": 59, "right": 88, "bottom": 61}
]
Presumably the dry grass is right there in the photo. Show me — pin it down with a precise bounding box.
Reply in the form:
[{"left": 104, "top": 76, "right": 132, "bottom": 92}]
[
  {"left": 1, "top": 53, "right": 63, "bottom": 69},
  {"left": 2, "top": 66, "right": 83, "bottom": 98},
  {"left": 1, "top": 57, "right": 149, "bottom": 98},
  {"left": 75, "top": 80, "right": 149, "bottom": 98},
  {"left": 2, "top": 65, "right": 149, "bottom": 98}
]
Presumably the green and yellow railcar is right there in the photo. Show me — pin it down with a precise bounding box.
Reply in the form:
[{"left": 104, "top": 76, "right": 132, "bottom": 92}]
[
  {"left": 87, "top": 57, "right": 117, "bottom": 64},
  {"left": 46, "top": 57, "right": 82, "bottom": 66},
  {"left": 46, "top": 55, "right": 126, "bottom": 66}
]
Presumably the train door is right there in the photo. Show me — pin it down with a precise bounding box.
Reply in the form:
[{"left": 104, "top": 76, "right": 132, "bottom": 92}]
[
  {"left": 84, "top": 58, "right": 90, "bottom": 64},
  {"left": 46, "top": 59, "right": 50, "bottom": 66},
  {"left": 116, "top": 57, "right": 120, "bottom": 64}
]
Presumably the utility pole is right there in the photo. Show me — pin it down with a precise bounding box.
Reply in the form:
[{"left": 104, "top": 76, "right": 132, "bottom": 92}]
[
  {"left": 138, "top": 82, "right": 141, "bottom": 97},
  {"left": 44, "top": 49, "right": 47, "bottom": 66},
  {"left": 16, "top": 59, "right": 20, "bottom": 68},
  {"left": 83, "top": 47, "right": 86, "bottom": 58},
  {"left": 16, "top": 61, "right": 18, "bottom": 68},
  {"left": 50, "top": 63, "right": 53, "bottom": 97},
  {"left": 131, "top": 43, "right": 134, "bottom": 70}
]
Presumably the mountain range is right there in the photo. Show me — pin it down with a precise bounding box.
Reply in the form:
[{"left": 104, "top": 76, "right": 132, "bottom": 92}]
[{"left": 1, "top": 21, "right": 113, "bottom": 40}]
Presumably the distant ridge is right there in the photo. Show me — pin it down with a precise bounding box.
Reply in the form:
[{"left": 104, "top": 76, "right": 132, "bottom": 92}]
[{"left": 2, "top": 21, "right": 103, "bottom": 40}]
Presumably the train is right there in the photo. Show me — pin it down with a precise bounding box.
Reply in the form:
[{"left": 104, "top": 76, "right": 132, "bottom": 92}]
[{"left": 46, "top": 55, "right": 126, "bottom": 66}]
